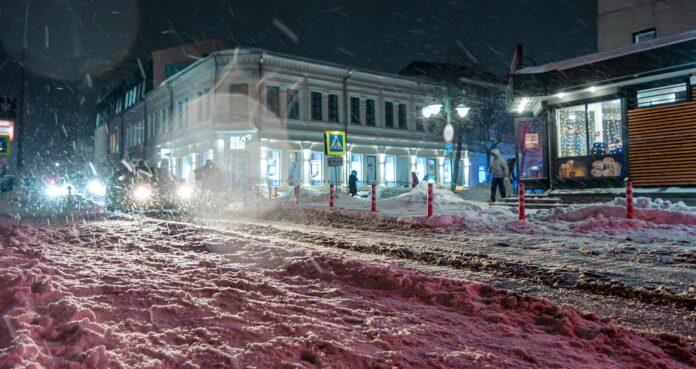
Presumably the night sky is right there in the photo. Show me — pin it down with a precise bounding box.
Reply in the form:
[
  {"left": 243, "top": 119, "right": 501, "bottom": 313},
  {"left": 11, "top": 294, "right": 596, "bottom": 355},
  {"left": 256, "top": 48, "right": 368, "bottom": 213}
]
[{"left": 0, "top": 0, "right": 596, "bottom": 165}]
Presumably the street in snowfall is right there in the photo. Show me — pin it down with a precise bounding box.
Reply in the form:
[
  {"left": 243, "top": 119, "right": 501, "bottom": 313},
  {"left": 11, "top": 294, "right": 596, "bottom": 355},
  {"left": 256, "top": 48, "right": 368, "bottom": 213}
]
[{"left": 1, "top": 0, "right": 696, "bottom": 368}]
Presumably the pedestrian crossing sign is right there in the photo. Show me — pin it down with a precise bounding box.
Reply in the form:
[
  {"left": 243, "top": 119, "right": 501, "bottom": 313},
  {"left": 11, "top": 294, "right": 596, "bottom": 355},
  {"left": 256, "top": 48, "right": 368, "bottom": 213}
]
[
  {"left": 324, "top": 130, "right": 346, "bottom": 156},
  {"left": 0, "top": 134, "right": 10, "bottom": 157}
]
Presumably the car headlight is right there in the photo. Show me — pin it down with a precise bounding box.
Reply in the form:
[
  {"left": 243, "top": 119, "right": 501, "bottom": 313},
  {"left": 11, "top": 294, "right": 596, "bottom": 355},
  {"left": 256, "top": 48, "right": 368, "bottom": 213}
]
[
  {"left": 45, "top": 184, "right": 71, "bottom": 198},
  {"left": 176, "top": 184, "right": 194, "bottom": 200},
  {"left": 87, "top": 179, "right": 107, "bottom": 197},
  {"left": 132, "top": 184, "right": 153, "bottom": 202}
]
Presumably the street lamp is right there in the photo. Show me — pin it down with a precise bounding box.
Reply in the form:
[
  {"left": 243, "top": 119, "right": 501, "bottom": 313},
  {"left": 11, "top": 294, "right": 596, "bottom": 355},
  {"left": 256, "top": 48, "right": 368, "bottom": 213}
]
[
  {"left": 421, "top": 104, "right": 443, "bottom": 118},
  {"left": 421, "top": 101, "right": 469, "bottom": 192},
  {"left": 455, "top": 104, "right": 470, "bottom": 118}
]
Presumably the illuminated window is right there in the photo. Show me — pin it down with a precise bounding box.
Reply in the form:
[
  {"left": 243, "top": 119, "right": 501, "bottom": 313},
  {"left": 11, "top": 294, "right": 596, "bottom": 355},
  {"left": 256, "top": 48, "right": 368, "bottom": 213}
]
[
  {"left": 637, "top": 83, "right": 687, "bottom": 107},
  {"left": 633, "top": 28, "right": 656, "bottom": 44},
  {"left": 555, "top": 99, "right": 622, "bottom": 158}
]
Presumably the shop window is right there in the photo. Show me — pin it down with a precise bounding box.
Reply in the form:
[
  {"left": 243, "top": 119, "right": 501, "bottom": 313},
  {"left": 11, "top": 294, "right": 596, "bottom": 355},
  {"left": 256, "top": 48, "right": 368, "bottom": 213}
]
[
  {"left": 478, "top": 165, "right": 487, "bottom": 184},
  {"left": 288, "top": 152, "right": 301, "bottom": 186},
  {"left": 385, "top": 156, "right": 396, "bottom": 187},
  {"left": 328, "top": 94, "right": 339, "bottom": 123},
  {"left": 287, "top": 89, "right": 299, "bottom": 120},
  {"left": 556, "top": 104, "right": 589, "bottom": 158},
  {"left": 384, "top": 102, "right": 394, "bottom": 128},
  {"left": 637, "top": 83, "right": 687, "bottom": 107},
  {"left": 633, "top": 28, "right": 656, "bottom": 44},
  {"left": 350, "top": 97, "right": 361, "bottom": 124},
  {"left": 427, "top": 158, "right": 438, "bottom": 181},
  {"left": 396, "top": 157, "right": 410, "bottom": 187},
  {"left": 266, "top": 86, "right": 280, "bottom": 116},
  {"left": 365, "top": 99, "right": 375, "bottom": 126},
  {"left": 366, "top": 155, "right": 377, "bottom": 184},
  {"left": 351, "top": 154, "right": 363, "bottom": 187},
  {"left": 311, "top": 92, "right": 322, "bottom": 121},
  {"left": 555, "top": 99, "right": 624, "bottom": 180},
  {"left": 310, "top": 152, "right": 323, "bottom": 186},
  {"left": 266, "top": 149, "right": 281, "bottom": 187},
  {"left": 587, "top": 100, "right": 622, "bottom": 148},
  {"left": 444, "top": 158, "right": 452, "bottom": 184},
  {"left": 416, "top": 157, "right": 427, "bottom": 182}
]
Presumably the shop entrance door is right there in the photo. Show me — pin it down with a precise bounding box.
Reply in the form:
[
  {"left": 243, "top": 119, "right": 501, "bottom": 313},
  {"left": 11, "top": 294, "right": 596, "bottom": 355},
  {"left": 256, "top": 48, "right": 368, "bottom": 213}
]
[
  {"left": 366, "top": 155, "right": 377, "bottom": 185},
  {"left": 227, "top": 151, "right": 249, "bottom": 190}
]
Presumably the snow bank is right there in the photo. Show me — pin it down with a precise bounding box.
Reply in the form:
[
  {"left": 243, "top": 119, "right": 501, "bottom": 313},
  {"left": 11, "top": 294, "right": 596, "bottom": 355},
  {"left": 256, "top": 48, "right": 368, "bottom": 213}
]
[{"left": 531, "top": 197, "right": 696, "bottom": 239}]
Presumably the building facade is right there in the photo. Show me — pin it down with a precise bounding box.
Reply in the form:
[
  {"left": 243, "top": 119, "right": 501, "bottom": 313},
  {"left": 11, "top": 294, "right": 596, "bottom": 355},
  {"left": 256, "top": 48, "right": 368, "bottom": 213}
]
[
  {"left": 598, "top": 0, "right": 696, "bottom": 51},
  {"left": 508, "top": 30, "right": 696, "bottom": 200},
  {"left": 95, "top": 48, "right": 472, "bottom": 190}
]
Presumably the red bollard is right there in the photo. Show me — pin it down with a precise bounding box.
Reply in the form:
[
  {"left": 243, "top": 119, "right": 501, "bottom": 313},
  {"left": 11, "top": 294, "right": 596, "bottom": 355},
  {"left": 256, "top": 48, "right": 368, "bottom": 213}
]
[
  {"left": 626, "top": 181, "right": 634, "bottom": 219},
  {"left": 329, "top": 184, "right": 335, "bottom": 208},
  {"left": 427, "top": 182, "right": 434, "bottom": 217},
  {"left": 518, "top": 183, "right": 526, "bottom": 221},
  {"left": 295, "top": 185, "right": 301, "bottom": 206},
  {"left": 371, "top": 183, "right": 377, "bottom": 212}
]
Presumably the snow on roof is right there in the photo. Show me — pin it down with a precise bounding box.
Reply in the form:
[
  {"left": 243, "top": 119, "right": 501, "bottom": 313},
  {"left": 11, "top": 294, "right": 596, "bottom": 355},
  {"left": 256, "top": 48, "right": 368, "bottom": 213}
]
[{"left": 516, "top": 29, "right": 696, "bottom": 75}]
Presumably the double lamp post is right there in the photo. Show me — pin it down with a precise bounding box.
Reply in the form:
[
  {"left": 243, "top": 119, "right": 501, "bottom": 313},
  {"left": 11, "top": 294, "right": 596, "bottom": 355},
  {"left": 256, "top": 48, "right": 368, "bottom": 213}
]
[{"left": 421, "top": 99, "right": 470, "bottom": 191}]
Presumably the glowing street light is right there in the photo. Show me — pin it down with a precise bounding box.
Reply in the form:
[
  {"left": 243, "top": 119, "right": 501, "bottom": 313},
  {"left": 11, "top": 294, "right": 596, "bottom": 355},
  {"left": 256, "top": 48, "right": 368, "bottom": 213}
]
[
  {"left": 455, "top": 104, "right": 470, "bottom": 118},
  {"left": 421, "top": 104, "right": 443, "bottom": 118}
]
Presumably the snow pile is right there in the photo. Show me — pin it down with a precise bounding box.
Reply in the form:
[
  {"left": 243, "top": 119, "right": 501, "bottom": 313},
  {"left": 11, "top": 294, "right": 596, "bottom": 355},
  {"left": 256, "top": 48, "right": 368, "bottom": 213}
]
[
  {"left": 532, "top": 197, "right": 696, "bottom": 239},
  {"left": 1, "top": 218, "right": 694, "bottom": 368}
]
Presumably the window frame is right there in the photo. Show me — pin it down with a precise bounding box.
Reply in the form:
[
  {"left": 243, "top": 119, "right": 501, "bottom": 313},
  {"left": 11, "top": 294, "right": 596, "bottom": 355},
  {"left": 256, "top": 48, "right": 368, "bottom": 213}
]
[
  {"left": 310, "top": 91, "right": 323, "bottom": 121},
  {"left": 632, "top": 28, "right": 656, "bottom": 44},
  {"left": 384, "top": 101, "right": 394, "bottom": 128},
  {"left": 398, "top": 103, "right": 408, "bottom": 129},
  {"left": 553, "top": 98, "right": 623, "bottom": 159},
  {"left": 365, "top": 98, "right": 376, "bottom": 126},
  {"left": 266, "top": 85, "right": 281, "bottom": 116},
  {"left": 350, "top": 96, "right": 361, "bottom": 125},
  {"left": 286, "top": 88, "right": 300, "bottom": 120},
  {"left": 328, "top": 94, "right": 340, "bottom": 123},
  {"left": 636, "top": 82, "right": 688, "bottom": 108}
]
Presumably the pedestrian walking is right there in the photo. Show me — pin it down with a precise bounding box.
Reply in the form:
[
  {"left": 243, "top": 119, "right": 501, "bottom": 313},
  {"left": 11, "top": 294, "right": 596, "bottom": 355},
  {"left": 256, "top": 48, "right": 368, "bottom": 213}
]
[
  {"left": 488, "top": 149, "right": 509, "bottom": 204},
  {"left": 411, "top": 172, "right": 419, "bottom": 188},
  {"left": 348, "top": 170, "right": 358, "bottom": 197}
]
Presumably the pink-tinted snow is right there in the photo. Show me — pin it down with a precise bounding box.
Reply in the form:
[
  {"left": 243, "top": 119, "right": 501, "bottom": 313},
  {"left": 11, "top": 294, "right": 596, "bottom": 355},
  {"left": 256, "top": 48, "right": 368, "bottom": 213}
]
[{"left": 0, "top": 218, "right": 694, "bottom": 368}]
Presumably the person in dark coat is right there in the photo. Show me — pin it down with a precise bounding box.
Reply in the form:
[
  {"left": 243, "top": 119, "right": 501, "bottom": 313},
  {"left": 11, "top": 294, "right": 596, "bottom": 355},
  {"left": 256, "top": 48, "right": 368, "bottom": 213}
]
[
  {"left": 348, "top": 170, "right": 358, "bottom": 197},
  {"left": 411, "top": 171, "right": 419, "bottom": 188}
]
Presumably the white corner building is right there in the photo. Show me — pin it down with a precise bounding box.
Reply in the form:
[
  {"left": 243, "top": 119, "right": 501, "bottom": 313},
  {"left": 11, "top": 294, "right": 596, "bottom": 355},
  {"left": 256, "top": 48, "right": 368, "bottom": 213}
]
[{"left": 94, "top": 48, "right": 471, "bottom": 190}]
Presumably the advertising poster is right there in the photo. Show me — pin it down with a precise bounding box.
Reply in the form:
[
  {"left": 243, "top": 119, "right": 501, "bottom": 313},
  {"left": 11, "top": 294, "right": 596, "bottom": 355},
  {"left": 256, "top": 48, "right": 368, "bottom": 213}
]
[{"left": 516, "top": 119, "right": 545, "bottom": 180}]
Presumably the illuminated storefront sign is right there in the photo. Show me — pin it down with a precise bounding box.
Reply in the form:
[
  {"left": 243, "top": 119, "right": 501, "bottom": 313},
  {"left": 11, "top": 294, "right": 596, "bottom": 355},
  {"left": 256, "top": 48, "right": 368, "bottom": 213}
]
[
  {"left": 0, "top": 120, "right": 14, "bottom": 140},
  {"left": 230, "top": 134, "right": 254, "bottom": 150},
  {"left": 0, "top": 134, "right": 10, "bottom": 157}
]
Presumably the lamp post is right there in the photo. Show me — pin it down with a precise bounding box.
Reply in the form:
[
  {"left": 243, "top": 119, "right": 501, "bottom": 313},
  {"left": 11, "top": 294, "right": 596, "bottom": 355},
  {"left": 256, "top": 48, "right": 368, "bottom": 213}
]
[{"left": 422, "top": 101, "right": 469, "bottom": 191}]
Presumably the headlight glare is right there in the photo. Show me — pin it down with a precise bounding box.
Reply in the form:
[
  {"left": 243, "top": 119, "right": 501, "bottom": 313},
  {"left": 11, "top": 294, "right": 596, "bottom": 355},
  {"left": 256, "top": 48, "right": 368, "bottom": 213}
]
[
  {"left": 132, "top": 185, "right": 153, "bottom": 202},
  {"left": 176, "top": 185, "right": 194, "bottom": 200}
]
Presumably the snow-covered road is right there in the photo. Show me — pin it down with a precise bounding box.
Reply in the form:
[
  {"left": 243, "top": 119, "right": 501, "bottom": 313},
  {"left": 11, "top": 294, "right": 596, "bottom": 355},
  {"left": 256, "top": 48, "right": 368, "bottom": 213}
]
[
  {"left": 202, "top": 216, "right": 695, "bottom": 340},
  {"left": 1, "top": 216, "right": 694, "bottom": 368}
]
